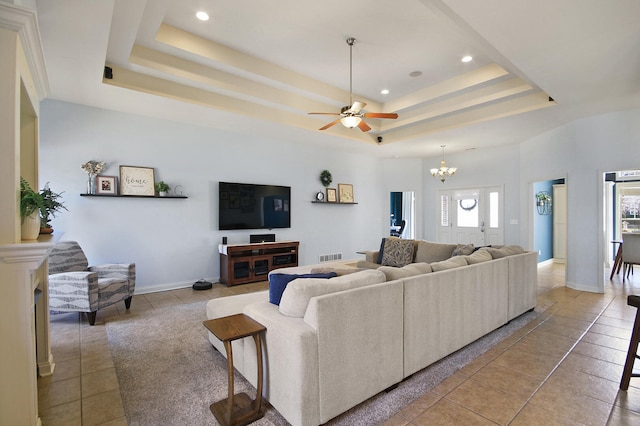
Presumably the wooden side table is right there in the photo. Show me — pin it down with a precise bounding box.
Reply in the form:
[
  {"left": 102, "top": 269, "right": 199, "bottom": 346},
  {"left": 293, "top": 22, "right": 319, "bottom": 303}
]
[{"left": 203, "top": 314, "right": 266, "bottom": 426}]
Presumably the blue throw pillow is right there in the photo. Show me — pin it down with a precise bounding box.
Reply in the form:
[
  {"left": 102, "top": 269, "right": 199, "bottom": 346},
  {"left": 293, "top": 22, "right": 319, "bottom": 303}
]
[
  {"left": 269, "top": 272, "right": 337, "bottom": 305},
  {"left": 376, "top": 238, "right": 386, "bottom": 264}
]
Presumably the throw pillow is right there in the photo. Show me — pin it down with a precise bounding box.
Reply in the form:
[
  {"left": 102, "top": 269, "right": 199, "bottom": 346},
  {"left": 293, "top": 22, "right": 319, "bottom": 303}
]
[
  {"left": 269, "top": 272, "right": 337, "bottom": 305},
  {"left": 463, "top": 249, "right": 493, "bottom": 264},
  {"left": 380, "top": 238, "right": 415, "bottom": 267},
  {"left": 452, "top": 244, "right": 475, "bottom": 256},
  {"left": 484, "top": 245, "right": 525, "bottom": 259}
]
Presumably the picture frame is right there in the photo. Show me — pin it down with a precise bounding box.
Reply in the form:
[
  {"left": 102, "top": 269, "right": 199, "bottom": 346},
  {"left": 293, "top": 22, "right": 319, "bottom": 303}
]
[
  {"left": 95, "top": 175, "right": 117, "bottom": 195},
  {"left": 338, "top": 184, "right": 354, "bottom": 203},
  {"left": 326, "top": 188, "right": 337, "bottom": 203},
  {"left": 119, "top": 166, "right": 155, "bottom": 196}
]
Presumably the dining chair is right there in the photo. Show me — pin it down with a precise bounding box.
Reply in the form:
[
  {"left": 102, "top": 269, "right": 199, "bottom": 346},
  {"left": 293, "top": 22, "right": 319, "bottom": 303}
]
[{"left": 622, "top": 233, "right": 640, "bottom": 280}]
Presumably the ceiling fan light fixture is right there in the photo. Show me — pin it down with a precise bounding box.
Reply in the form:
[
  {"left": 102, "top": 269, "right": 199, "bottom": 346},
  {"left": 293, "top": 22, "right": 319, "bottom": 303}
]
[
  {"left": 341, "top": 116, "right": 362, "bottom": 128},
  {"left": 307, "top": 36, "right": 398, "bottom": 132}
]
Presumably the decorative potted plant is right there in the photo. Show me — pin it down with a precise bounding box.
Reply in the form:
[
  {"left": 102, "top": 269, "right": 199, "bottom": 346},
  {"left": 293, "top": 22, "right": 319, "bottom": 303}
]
[
  {"left": 156, "top": 181, "right": 170, "bottom": 197},
  {"left": 38, "top": 183, "right": 68, "bottom": 234},
  {"left": 20, "top": 177, "right": 44, "bottom": 240}
]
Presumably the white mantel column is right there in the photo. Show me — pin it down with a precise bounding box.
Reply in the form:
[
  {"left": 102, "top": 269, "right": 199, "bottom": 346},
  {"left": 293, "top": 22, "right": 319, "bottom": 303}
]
[{"left": 0, "top": 238, "right": 56, "bottom": 426}]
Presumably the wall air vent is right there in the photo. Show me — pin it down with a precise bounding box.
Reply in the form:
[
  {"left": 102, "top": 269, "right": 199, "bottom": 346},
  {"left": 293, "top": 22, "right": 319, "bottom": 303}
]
[{"left": 319, "top": 253, "right": 342, "bottom": 263}]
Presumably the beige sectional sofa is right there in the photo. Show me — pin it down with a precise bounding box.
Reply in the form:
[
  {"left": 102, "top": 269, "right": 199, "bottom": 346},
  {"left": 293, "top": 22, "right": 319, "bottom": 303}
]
[{"left": 205, "top": 241, "right": 537, "bottom": 426}]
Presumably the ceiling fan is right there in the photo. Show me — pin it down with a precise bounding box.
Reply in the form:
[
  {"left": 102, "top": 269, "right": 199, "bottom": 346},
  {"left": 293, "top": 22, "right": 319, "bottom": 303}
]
[{"left": 308, "top": 37, "right": 398, "bottom": 132}]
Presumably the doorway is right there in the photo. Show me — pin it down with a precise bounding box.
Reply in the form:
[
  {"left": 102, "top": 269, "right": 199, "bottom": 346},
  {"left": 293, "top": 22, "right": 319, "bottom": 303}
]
[
  {"left": 389, "top": 191, "right": 415, "bottom": 239},
  {"left": 437, "top": 186, "right": 503, "bottom": 245},
  {"left": 532, "top": 178, "right": 566, "bottom": 264},
  {"left": 603, "top": 170, "right": 640, "bottom": 272}
]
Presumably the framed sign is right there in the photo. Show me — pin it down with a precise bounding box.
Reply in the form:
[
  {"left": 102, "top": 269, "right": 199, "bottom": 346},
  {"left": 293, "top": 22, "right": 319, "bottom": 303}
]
[
  {"left": 326, "top": 188, "right": 337, "bottom": 203},
  {"left": 338, "top": 184, "right": 354, "bottom": 203},
  {"left": 96, "top": 175, "right": 117, "bottom": 195},
  {"left": 119, "top": 166, "right": 155, "bottom": 196}
]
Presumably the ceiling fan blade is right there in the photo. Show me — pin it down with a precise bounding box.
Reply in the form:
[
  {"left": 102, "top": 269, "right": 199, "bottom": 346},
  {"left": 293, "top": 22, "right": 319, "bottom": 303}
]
[
  {"left": 319, "top": 119, "right": 341, "bottom": 131},
  {"left": 350, "top": 101, "right": 366, "bottom": 113},
  {"left": 308, "top": 112, "right": 341, "bottom": 116},
  {"left": 363, "top": 112, "right": 398, "bottom": 119},
  {"left": 357, "top": 120, "right": 371, "bottom": 132}
]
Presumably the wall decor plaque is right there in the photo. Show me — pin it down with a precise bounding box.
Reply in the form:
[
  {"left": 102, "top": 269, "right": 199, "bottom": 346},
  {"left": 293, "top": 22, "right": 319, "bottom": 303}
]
[{"left": 119, "top": 166, "right": 155, "bottom": 196}]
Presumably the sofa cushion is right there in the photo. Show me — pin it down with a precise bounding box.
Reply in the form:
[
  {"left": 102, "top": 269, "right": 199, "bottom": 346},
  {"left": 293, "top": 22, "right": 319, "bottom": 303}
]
[
  {"left": 309, "top": 267, "right": 364, "bottom": 276},
  {"left": 452, "top": 244, "right": 475, "bottom": 256},
  {"left": 378, "top": 262, "right": 432, "bottom": 281},
  {"left": 355, "top": 260, "right": 384, "bottom": 270},
  {"left": 414, "top": 241, "right": 458, "bottom": 263},
  {"left": 462, "top": 249, "right": 493, "bottom": 264},
  {"left": 430, "top": 256, "right": 468, "bottom": 272},
  {"left": 269, "top": 272, "right": 337, "bottom": 305},
  {"left": 279, "top": 269, "right": 386, "bottom": 317},
  {"left": 484, "top": 245, "right": 525, "bottom": 259},
  {"left": 380, "top": 237, "right": 415, "bottom": 267}
]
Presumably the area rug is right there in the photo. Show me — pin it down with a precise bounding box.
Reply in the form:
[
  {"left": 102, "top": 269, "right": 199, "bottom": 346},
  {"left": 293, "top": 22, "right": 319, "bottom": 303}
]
[{"left": 106, "top": 299, "right": 551, "bottom": 426}]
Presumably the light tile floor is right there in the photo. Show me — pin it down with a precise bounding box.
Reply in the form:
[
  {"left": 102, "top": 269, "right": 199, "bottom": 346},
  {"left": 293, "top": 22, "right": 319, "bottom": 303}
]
[{"left": 39, "top": 264, "right": 640, "bottom": 425}]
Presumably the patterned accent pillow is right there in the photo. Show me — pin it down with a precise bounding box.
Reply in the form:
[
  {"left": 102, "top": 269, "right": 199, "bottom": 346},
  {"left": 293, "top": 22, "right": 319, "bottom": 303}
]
[{"left": 380, "top": 238, "right": 415, "bottom": 267}]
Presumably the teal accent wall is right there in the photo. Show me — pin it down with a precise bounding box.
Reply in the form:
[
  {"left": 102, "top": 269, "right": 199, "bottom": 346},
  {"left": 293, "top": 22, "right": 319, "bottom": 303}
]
[{"left": 534, "top": 179, "right": 564, "bottom": 262}]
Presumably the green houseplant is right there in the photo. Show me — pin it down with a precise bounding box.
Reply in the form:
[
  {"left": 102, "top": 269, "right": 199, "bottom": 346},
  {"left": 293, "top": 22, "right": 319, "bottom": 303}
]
[
  {"left": 156, "top": 181, "right": 170, "bottom": 196},
  {"left": 20, "top": 177, "right": 44, "bottom": 221},
  {"left": 20, "top": 177, "right": 44, "bottom": 240},
  {"left": 39, "top": 183, "right": 68, "bottom": 232}
]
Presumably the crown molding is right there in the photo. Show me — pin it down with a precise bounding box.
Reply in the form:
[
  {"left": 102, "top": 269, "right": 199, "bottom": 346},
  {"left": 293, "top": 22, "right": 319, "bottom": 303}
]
[{"left": 0, "top": 2, "right": 50, "bottom": 98}]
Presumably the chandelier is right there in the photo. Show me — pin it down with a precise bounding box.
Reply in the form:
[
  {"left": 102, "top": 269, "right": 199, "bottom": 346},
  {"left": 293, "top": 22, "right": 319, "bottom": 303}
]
[{"left": 430, "top": 145, "right": 457, "bottom": 183}]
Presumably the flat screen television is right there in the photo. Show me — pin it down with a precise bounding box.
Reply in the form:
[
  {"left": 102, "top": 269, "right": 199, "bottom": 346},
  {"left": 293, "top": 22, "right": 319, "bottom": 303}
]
[{"left": 218, "top": 182, "right": 291, "bottom": 230}]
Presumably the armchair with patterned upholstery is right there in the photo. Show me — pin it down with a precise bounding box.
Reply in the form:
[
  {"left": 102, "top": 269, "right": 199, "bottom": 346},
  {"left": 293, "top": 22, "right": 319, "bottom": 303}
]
[{"left": 48, "top": 240, "right": 135, "bottom": 325}]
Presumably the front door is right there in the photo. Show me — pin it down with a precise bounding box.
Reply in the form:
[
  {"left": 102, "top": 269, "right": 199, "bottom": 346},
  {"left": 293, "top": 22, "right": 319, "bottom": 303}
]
[{"left": 438, "top": 186, "right": 504, "bottom": 245}]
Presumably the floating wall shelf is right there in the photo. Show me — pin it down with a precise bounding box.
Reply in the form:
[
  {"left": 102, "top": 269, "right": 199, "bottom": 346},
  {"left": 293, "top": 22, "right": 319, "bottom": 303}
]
[
  {"left": 311, "top": 201, "right": 358, "bottom": 205},
  {"left": 80, "top": 194, "right": 187, "bottom": 199}
]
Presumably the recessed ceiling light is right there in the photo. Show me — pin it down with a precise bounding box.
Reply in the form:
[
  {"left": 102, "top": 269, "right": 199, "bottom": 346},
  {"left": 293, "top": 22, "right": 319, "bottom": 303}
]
[
  {"left": 461, "top": 55, "right": 473, "bottom": 63},
  {"left": 196, "top": 11, "right": 209, "bottom": 21},
  {"left": 381, "top": 89, "right": 389, "bottom": 95},
  {"left": 409, "top": 71, "right": 422, "bottom": 77}
]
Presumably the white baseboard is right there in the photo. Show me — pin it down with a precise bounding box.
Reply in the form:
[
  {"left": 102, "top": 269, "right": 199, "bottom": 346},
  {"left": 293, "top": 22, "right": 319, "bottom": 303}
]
[
  {"left": 566, "top": 281, "right": 604, "bottom": 294},
  {"left": 537, "top": 258, "right": 554, "bottom": 267},
  {"left": 134, "top": 277, "right": 220, "bottom": 295}
]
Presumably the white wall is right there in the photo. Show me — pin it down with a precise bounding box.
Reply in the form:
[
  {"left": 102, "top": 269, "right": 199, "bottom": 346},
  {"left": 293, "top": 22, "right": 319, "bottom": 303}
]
[
  {"left": 518, "top": 109, "right": 640, "bottom": 293},
  {"left": 39, "top": 100, "right": 385, "bottom": 293},
  {"left": 40, "top": 100, "right": 640, "bottom": 295},
  {"left": 420, "top": 144, "right": 522, "bottom": 244}
]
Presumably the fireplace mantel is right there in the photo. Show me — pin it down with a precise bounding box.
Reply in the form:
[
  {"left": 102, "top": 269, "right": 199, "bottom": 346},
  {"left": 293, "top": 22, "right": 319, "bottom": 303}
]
[{"left": 0, "top": 235, "right": 58, "bottom": 426}]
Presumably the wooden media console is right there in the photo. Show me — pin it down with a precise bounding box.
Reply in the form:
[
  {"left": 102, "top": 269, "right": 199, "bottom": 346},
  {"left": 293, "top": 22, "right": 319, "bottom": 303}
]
[{"left": 219, "top": 241, "right": 299, "bottom": 285}]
